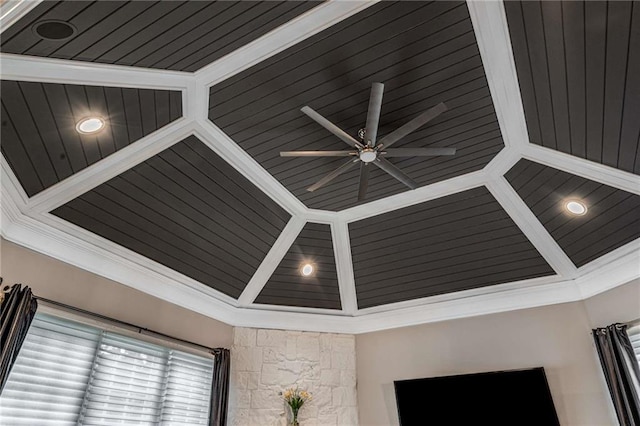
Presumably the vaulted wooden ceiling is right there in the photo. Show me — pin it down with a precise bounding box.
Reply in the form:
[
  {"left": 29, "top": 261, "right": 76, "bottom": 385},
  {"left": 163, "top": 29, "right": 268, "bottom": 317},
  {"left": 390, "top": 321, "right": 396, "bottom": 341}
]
[{"left": 1, "top": 0, "right": 638, "bottom": 329}]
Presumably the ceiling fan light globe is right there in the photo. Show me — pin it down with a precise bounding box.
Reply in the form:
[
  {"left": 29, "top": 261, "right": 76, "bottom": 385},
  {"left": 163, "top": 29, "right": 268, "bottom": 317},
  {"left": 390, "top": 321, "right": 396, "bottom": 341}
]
[{"left": 360, "top": 150, "right": 377, "bottom": 163}]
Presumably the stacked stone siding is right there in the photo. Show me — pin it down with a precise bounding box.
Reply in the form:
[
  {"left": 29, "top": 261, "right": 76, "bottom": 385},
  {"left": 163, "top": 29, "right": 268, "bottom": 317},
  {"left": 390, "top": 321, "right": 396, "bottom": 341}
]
[{"left": 228, "top": 327, "right": 358, "bottom": 426}]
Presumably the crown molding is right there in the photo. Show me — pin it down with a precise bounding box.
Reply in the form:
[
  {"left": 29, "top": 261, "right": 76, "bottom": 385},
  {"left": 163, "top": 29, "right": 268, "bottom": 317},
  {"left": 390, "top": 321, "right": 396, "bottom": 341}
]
[
  {"left": 354, "top": 274, "right": 563, "bottom": 316},
  {"left": 348, "top": 277, "right": 583, "bottom": 334},
  {"left": 575, "top": 239, "right": 640, "bottom": 299},
  {"left": 246, "top": 303, "right": 351, "bottom": 318},
  {"left": 3, "top": 178, "right": 637, "bottom": 334}
]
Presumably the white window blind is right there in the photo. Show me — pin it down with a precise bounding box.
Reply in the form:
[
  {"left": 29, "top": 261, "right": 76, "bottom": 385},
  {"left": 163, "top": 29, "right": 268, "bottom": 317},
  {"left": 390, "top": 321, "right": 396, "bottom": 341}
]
[{"left": 0, "top": 313, "right": 214, "bottom": 425}]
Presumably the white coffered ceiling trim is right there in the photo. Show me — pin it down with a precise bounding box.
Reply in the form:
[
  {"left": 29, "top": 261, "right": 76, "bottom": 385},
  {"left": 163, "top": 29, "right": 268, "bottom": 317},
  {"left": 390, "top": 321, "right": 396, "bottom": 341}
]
[
  {"left": 486, "top": 176, "right": 578, "bottom": 278},
  {"left": 1, "top": 0, "right": 638, "bottom": 333},
  {"left": 522, "top": 144, "right": 640, "bottom": 196},
  {"left": 237, "top": 216, "right": 307, "bottom": 307},
  {"left": 26, "top": 118, "right": 195, "bottom": 214},
  {"left": 0, "top": 0, "right": 40, "bottom": 31},
  {"left": 194, "top": 1, "right": 378, "bottom": 88}
]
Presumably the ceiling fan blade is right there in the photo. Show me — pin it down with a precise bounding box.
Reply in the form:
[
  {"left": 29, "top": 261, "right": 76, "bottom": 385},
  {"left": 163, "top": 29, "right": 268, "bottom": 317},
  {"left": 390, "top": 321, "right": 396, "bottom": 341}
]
[
  {"left": 280, "top": 151, "right": 355, "bottom": 157},
  {"left": 307, "top": 158, "right": 358, "bottom": 192},
  {"left": 374, "top": 157, "right": 418, "bottom": 190},
  {"left": 381, "top": 147, "right": 456, "bottom": 157},
  {"left": 301, "top": 106, "right": 364, "bottom": 149},
  {"left": 357, "top": 163, "right": 370, "bottom": 201},
  {"left": 377, "top": 102, "right": 448, "bottom": 149},
  {"left": 364, "top": 82, "right": 384, "bottom": 146}
]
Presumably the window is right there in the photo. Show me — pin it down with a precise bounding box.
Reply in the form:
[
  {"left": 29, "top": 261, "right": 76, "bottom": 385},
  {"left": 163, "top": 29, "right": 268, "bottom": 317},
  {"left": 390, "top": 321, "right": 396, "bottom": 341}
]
[{"left": 0, "top": 313, "right": 214, "bottom": 425}]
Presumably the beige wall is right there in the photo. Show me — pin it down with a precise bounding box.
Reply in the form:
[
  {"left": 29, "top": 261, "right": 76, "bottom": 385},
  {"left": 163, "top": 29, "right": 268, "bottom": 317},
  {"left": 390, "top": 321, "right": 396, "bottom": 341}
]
[
  {"left": 0, "top": 238, "right": 233, "bottom": 349},
  {"left": 356, "top": 280, "right": 640, "bottom": 426},
  {"left": 584, "top": 278, "right": 640, "bottom": 327}
]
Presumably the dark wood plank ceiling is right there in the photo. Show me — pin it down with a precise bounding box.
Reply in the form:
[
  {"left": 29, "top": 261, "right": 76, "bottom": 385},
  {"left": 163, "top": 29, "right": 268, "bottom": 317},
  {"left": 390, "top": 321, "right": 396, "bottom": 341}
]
[
  {"left": 255, "top": 222, "right": 341, "bottom": 310},
  {"left": 1, "top": 1, "right": 320, "bottom": 72},
  {"left": 51, "top": 136, "right": 291, "bottom": 299},
  {"left": 1, "top": 80, "right": 182, "bottom": 197},
  {"left": 506, "top": 159, "right": 640, "bottom": 267},
  {"left": 505, "top": 1, "right": 640, "bottom": 175},
  {"left": 209, "top": 1, "right": 504, "bottom": 211},
  {"left": 349, "top": 187, "right": 555, "bottom": 309}
]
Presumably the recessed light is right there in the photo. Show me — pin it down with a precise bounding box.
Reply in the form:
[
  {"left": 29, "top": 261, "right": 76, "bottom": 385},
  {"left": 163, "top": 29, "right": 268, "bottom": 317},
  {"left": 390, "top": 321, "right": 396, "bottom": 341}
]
[
  {"left": 76, "top": 117, "right": 105, "bottom": 134},
  {"left": 301, "top": 264, "right": 314, "bottom": 277},
  {"left": 565, "top": 200, "right": 587, "bottom": 216},
  {"left": 33, "top": 20, "right": 77, "bottom": 41}
]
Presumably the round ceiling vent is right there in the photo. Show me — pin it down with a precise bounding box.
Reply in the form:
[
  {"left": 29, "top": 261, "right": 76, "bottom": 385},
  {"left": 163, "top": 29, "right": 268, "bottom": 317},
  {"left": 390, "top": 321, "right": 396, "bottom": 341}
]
[{"left": 33, "top": 20, "right": 76, "bottom": 41}]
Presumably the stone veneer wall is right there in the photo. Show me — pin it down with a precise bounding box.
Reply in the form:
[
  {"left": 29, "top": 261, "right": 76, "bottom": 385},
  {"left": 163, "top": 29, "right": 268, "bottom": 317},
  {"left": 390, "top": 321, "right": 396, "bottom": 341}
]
[{"left": 228, "top": 327, "right": 359, "bottom": 426}]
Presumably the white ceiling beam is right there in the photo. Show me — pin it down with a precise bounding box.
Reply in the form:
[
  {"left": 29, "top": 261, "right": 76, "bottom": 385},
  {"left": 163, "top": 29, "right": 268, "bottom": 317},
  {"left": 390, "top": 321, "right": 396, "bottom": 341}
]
[
  {"left": 183, "top": 78, "right": 199, "bottom": 121},
  {"left": 27, "top": 118, "right": 195, "bottom": 214},
  {"left": 522, "top": 144, "right": 640, "bottom": 195},
  {"left": 0, "top": 53, "right": 193, "bottom": 91},
  {"left": 194, "top": 1, "right": 377, "bottom": 87},
  {"left": 193, "top": 120, "right": 308, "bottom": 216},
  {"left": 1, "top": 155, "right": 29, "bottom": 212},
  {"left": 484, "top": 146, "right": 521, "bottom": 178},
  {"left": 331, "top": 221, "right": 358, "bottom": 315},
  {"left": 0, "top": 0, "right": 41, "bottom": 29},
  {"left": 237, "top": 216, "right": 306, "bottom": 307},
  {"left": 486, "top": 176, "right": 578, "bottom": 278},
  {"left": 467, "top": 0, "right": 529, "bottom": 153},
  {"left": 305, "top": 209, "right": 338, "bottom": 224},
  {"left": 339, "top": 170, "right": 487, "bottom": 223}
]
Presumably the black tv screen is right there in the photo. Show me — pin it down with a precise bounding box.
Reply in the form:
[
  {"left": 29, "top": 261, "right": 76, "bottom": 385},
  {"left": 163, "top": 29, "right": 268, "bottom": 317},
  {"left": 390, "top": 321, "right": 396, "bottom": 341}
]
[{"left": 394, "top": 367, "right": 560, "bottom": 426}]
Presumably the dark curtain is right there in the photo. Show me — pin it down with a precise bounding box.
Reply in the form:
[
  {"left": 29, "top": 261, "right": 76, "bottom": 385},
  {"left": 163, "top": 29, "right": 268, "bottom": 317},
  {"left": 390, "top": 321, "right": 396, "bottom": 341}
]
[
  {"left": 209, "top": 348, "right": 230, "bottom": 426},
  {"left": 593, "top": 324, "right": 640, "bottom": 426},
  {"left": 0, "top": 281, "right": 38, "bottom": 394}
]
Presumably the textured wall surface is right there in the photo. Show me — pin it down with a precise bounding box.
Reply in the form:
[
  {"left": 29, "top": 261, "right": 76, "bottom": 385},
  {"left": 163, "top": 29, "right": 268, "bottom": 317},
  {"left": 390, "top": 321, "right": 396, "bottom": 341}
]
[{"left": 229, "top": 327, "right": 358, "bottom": 426}]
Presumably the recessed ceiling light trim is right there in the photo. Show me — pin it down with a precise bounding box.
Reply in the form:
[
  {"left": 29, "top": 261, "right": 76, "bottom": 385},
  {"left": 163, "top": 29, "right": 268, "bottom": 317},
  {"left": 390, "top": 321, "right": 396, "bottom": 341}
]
[
  {"left": 32, "top": 20, "right": 77, "bottom": 41},
  {"left": 564, "top": 199, "right": 587, "bottom": 216},
  {"left": 76, "top": 117, "right": 105, "bottom": 134},
  {"left": 301, "top": 263, "right": 314, "bottom": 277}
]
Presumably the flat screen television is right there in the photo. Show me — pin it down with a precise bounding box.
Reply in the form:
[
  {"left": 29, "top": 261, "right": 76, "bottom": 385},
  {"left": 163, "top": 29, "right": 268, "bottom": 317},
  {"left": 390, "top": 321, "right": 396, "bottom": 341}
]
[{"left": 394, "top": 367, "right": 560, "bottom": 426}]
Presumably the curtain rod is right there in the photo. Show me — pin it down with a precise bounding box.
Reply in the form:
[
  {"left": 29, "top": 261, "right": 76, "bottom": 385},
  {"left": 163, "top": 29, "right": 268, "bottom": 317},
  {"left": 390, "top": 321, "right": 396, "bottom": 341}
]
[
  {"left": 627, "top": 318, "right": 640, "bottom": 328},
  {"left": 35, "top": 296, "right": 221, "bottom": 355}
]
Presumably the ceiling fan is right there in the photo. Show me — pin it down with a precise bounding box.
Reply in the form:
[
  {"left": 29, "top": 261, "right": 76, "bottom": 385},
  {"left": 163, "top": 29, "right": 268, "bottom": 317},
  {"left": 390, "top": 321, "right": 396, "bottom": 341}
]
[{"left": 280, "top": 83, "right": 456, "bottom": 201}]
